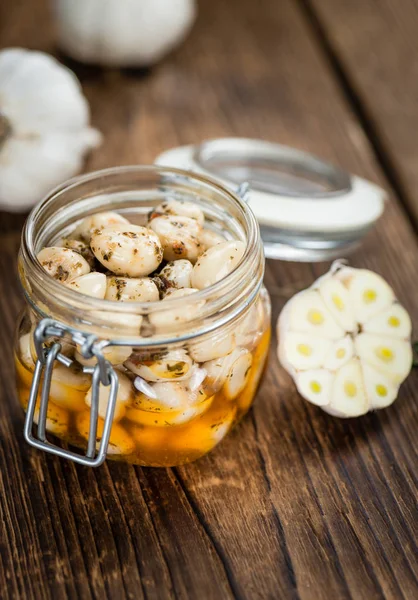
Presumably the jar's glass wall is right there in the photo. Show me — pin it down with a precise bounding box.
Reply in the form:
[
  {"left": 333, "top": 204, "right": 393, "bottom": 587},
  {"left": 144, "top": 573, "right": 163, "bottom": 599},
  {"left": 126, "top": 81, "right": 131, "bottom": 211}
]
[
  {"left": 15, "top": 289, "right": 271, "bottom": 466},
  {"left": 15, "top": 166, "right": 271, "bottom": 466}
]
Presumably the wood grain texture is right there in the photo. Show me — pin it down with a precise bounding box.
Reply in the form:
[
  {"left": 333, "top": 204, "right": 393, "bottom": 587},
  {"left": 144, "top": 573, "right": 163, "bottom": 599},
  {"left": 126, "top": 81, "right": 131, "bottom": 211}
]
[
  {"left": 0, "top": 0, "right": 417, "bottom": 598},
  {"left": 303, "top": 0, "right": 418, "bottom": 228}
]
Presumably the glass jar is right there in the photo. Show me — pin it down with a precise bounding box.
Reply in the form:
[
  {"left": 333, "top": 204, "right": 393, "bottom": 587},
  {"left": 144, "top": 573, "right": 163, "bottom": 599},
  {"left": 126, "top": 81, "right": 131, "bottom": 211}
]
[{"left": 15, "top": 166, "right": 271, "bottom": 467}]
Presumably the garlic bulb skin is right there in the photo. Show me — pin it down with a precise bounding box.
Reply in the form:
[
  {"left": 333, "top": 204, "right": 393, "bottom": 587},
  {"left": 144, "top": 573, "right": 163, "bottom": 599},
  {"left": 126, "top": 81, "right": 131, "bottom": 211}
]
[
  {"left": 278, "top": 262, "right": 413, "bottom": 417},
  {"left": 54, "top": 0, "right": 196, "bottom": 67},
  {"left": 0, "top": 48, "right": 101, "bottom": 212}
]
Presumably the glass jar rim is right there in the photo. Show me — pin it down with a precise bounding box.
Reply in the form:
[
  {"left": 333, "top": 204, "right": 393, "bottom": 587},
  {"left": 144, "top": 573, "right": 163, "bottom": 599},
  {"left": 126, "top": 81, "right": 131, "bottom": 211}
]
[{"left": 20, "top": 165, "right": 264, "bottom": 344}]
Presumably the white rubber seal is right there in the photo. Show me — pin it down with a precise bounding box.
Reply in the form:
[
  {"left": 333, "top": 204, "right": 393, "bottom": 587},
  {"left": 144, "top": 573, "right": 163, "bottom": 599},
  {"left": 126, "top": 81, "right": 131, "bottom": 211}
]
[{"left": 155, "top": 140, "right": 386, "bottom": 236}]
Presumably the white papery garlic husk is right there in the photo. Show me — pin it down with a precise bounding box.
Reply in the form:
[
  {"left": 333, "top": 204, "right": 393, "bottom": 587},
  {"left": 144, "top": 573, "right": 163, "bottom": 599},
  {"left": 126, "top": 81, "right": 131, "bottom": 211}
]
[
  {"left": 278, "top": 262, "right": 413, "bottom": 417},
  {"left": 53, "top": 0, "right": 196, "bottom": 67},
  {"left": 0, "top": 48, "right": 101, "bottom": 212}
]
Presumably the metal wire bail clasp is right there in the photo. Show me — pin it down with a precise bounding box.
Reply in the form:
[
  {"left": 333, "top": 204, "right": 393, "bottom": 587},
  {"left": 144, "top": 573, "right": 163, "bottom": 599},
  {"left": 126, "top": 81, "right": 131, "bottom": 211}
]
[{"left": 24, "top": 318, "right": 119, "bottom": 467}]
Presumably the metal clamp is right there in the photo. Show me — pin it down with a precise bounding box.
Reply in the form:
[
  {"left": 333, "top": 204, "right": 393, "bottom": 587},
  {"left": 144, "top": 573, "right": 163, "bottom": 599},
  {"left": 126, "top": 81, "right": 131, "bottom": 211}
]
[{"left": 24, "top": 318, "right": 119, "bottom": 467}]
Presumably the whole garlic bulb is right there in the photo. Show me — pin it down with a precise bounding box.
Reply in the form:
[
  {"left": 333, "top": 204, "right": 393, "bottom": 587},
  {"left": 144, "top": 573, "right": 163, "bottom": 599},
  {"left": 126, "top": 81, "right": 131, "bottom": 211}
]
[
  {"left": 54, "top": 0, "right": 197, "bottom": 67},
  {"left": 278, "top": 262, "right": 413, "bottom": 418},
  {"left": 0, "top": 48, "right": 101, "bottom": 212}
]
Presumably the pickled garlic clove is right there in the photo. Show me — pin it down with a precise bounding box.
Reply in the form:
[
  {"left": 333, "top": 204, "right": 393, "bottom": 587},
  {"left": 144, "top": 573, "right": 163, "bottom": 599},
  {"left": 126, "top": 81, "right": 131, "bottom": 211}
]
[
  {"left": 105, "top": 276, "right": 159, "bottom": 302},
  {"left": 125, "top": 348, "right": 193, "bottom": 382},
  {"left": 148, "top": 288, "right": 204, "bottom": 333},
  {"left": 199, "top": 228, "right": 225, "bottom": 251},
  {"left": 189, "top": 329, "right": 235, "bottom": 362},
  {"left": 85, "top": 369, "right": 133, "bottom": 422},
  {"left": 133, "top": 380, "right": 202, "bottom": 412},
  {"left": 223, "top": 350, "right": 252, "bottom": 400},
  {"left": 66, "top": 272, "right": 107, "bottom": 298},
  {"left": 57, "top": 238, "right": 96, "bottom": 268},
  {"left": 37, "top": 247, "right": 91, "bottom": 283},
  {"left": 89, "top": 311, "right": 143, "bottom": 337},
  {"left": 33, "top": 401, "right": 70, "bottom": 437},
  {"left": 203, "top": 347, "right": 251, "bottom": 395},
  {"left": 280, "top": 332, "right": 332, "bottom": 371},
  {"left": 355, "top": 333, "right": 412, "bottom": 384},
  {"left": 75, "top": 344, "right": 132, "bottom": 367},
  {"left": 318, "top": 277, "right": 356, "bottom": 332},
  {"left": 126, "top": 395, "right": 213, "bottom": 427},
  {"left": 76, "top": 412, "right": 135, "bottom": 455},
  {"left": 191, "top": 241, "right": 245, "bottom": 290},
  {"left": 284, "top": 290, "right": 345, "bottom": 340},
  {"left": 148, "top": 215, "right": 202, "bottom": 263},
  {"left": 323, "top": 336, "right": 354, "bottom": 371},
  {"left": 325, "top": 359, "right": 369, "bottom": 418},
  {"left": 159, "top": 259, "right": 193, "bottom": 291},
  {"left": 188, "top": 366, "right": 208, "bottom": 392},
  {"left": 361, "top": 363, "right": 399, "bottom": 410},
  {"left": 72, "top": 211, "right": 130, "bottom": 243},
  {"left": 90, "top": 224, "right": 163, "bottom": 277},
  {"left": 234, "top": 298, "right": 266, "bottom": 350},
  {"left": 149, "top": 199, "right": 205, "bottom": 226},
  {"left": 341, "top": 269, "right": 395, "bottom": 324},
  {"left": 363, "top": 303, "right": 412, "bottom": 339},
  {"left": 19, "top": 332, "right": 35, "bottom": 369},
  {"left": 295, "top": 369, "right": 334, "bottom": 407},
  {"left": 49, "top": 363, "right": 91, "bottom": 411}
]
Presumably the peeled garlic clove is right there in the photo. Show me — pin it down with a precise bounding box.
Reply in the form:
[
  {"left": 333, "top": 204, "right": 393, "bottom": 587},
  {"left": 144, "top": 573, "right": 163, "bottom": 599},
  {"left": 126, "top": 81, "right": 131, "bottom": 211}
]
[
  {"left": 199, "top": 228, "right": 225, "bottom": 251},
  {"left": 76, "top": 412, "right": 135, "bottom": 455},
  {"left": 341, "top": 269, "right": 395, "bottom": 324},
  {"left": 149, "top": 288, "right": 203, "bottom": 333},
  {"left": 126, "top": 395, "right": 213, "bottom": 427},
  {"left": 75, "top": 344, "right": 132, "bottom": 367},
  {"left": 105, "top": 276, "right": 159, "bottom": 302},
  {"left": 72, "top": 211, "right": 130, "bottom": 243},
  {"left": 66, "top": 272, "right": 107, "bottom": 298},
  {"left": 223, "top": 350, "right": 252, "bottom": 400},
  {"left": 323, "top": 336, "right": 354, "bottom": 371},
  {"left": 203, "top": 347, "right": 249, "bottom": 395},
  {"left": 283, "top": 290, "right": 345, "bottom": 340},
  {"left": 33, "top": 401, "right": 69, "bottom": 437},
  {"left": 90, "top": 224, "right": 163, "bottom": 276},
  {"left": 318, "top": 276, "right": 356, "bottom": 332},
  {"left": 191, "top": 241, "right": 245, "bottom": 290},
  {"left": 280, "top": 332, "right": 332, "bottom": 371},
  {"left": 295, "top": 369, "right": 334, "bottom": 407},
  {"left": 90, "top": 311, "right": 143, "bottom": 337},
  {"left": 37, "top": 247, "right": 90, "bottom": 283},
  {"left": 125, "top": 348, "right": 193, "bottom": 382},
  {"left": 58, "top": 238, "right": 96, "bottom": 268},
  {"left": 361, "top": 363, "right": 399, "bottom": 410},
  {"left": 50, "top": 363, "right": 91, "bottom": 411},
  {"left": 133, "top": 380, "right": 200, "bottom": 412},
  {"left": 355, "top": 333, "right": 412, "bottom": 384},
  {"left": 235, "top": 298, "right": 267, "bottom": 350},
  {"left": 159, "top": 260, "right": 193, "bottom": 290},
  {"left": 85, "top": 369, "right": 133, "bottom": 422},
  {"left": 325, "top": 359, "right": 369, "bottom": 418},
  {"left": 149, "top": 199, "right": 205, "bottom": 226},
  {"left": 19, "top": 332, "right": 35, "bottom": 370},
  {"left": 363, "top": 303, "right": 412, "bottom": 339},
  {"left": 148, "top": 215, "right": 202, "bottom": 262},
  {"left": 189, "top": 329, "right": 235, "bottom": 362}
]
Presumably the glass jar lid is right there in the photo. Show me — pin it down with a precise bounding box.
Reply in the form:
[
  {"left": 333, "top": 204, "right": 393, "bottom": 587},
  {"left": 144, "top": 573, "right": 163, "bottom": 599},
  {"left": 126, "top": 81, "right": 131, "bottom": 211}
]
[{"left": 155, "top": 138, "right": 387, "bottom": 262}]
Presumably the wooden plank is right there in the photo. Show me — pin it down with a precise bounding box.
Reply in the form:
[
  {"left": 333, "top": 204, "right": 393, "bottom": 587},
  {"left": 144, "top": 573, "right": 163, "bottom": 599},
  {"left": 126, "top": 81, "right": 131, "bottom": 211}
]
[
  {"left": 303, "top": 0, "right": 418, "bottom": 227},
  {"left": 0, "top": 0, "right": 417, "bottom": 598}
]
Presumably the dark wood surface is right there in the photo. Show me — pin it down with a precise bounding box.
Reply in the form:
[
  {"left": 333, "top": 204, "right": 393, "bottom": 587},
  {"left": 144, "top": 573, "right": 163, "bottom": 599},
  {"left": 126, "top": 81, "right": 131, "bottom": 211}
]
[{"left": 0, "top": 0, "right": 417, "bottom": 598}]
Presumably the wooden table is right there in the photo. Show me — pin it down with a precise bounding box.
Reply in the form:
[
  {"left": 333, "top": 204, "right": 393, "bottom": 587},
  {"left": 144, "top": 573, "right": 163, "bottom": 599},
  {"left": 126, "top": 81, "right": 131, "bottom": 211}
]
[{"left": 1, "top": 0, "right": 417, "bottom": 598}]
